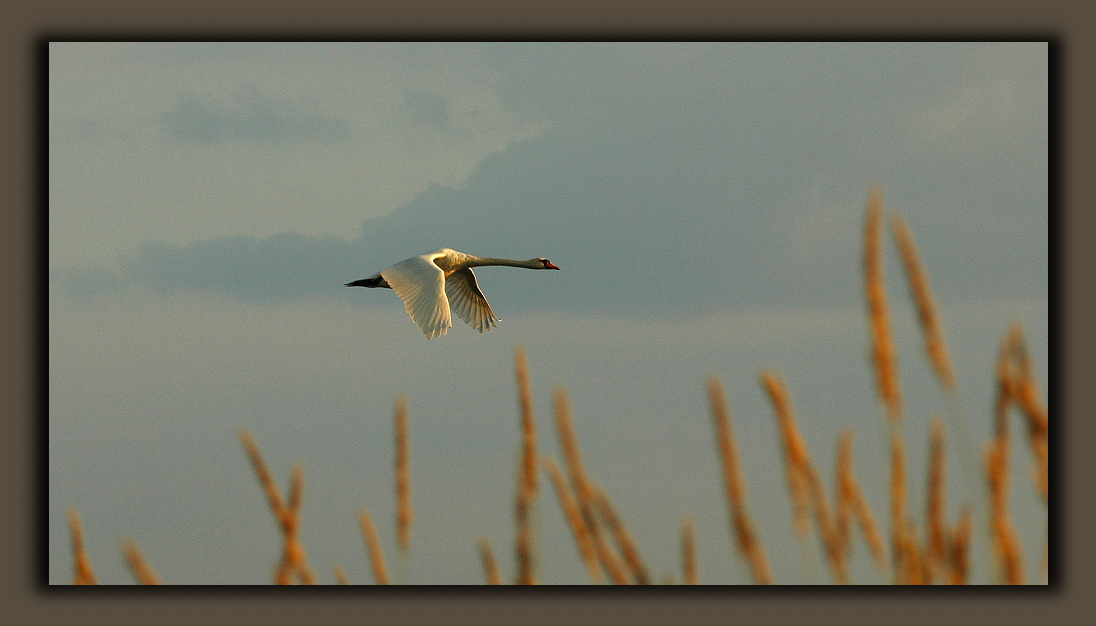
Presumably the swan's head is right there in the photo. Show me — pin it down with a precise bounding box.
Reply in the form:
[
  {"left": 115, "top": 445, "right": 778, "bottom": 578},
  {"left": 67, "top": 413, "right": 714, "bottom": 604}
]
[{"left": 537, "top": 258, "right": 561, "bottom": 270}]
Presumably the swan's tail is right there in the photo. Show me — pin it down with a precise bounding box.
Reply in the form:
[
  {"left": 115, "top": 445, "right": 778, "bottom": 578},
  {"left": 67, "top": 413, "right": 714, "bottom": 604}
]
[{"left": 346, "top": 275, "right": 390, "bottom": 289}]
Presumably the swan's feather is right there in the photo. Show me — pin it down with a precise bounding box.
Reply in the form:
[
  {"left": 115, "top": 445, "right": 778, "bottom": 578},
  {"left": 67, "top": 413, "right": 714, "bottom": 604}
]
[
  {"left": 380, "top": 254, "right": 452, "bottom": 339},
  {"left": 445, "top": 268, "right": 499, "bottom": 334}
]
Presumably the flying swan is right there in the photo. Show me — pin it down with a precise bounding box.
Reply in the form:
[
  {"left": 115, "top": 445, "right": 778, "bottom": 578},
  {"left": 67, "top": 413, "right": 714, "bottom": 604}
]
[{"left": 346, "top": 248, "right": 560, "bottom": 339}]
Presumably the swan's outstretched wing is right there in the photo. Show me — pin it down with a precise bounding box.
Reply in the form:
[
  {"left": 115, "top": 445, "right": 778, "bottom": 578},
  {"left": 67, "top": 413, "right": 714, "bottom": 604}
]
[
  {"left": 445, "top": 268, "right": 500, "bottom": 334},
  {"left": 380, "top": 255, "right": 452, "bottom": 339}
]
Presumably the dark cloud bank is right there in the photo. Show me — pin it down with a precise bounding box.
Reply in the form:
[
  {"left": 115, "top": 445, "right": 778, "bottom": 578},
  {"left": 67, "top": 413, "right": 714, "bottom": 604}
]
[
  {"left": 160, "top": 89, "right": 349, "bottom": 144},
  {"left": 54, "top": 44, "right": 1046, "bottom": 317}
]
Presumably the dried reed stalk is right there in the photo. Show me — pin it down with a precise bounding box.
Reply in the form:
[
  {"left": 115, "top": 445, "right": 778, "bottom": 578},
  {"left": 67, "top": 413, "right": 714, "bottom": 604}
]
[
  {"left": 899, "top": 526, "right": 926, "bottom": 585},
  {"left": 681, "top": 517, "right": 698, "bottom": 585},
  {"left": 1043, "top": 541, "right": 1049, "bottom": 584},
  {"left": 593, "top": 484, "right": 651, "bottom": 584},
  {"left": 238, "top": 429, "right": 315, "bottom": 584},
  {"left": 805, "top": 455, "right": 846, "bottom": 583},
  {"left": 544, "top": 455, "right": 603, "bottom": 584},
  {"left": 545, "top": 465, "right": 630, "bottom": 586},
  {"left": 994, "top": 333, "right": 1014, "bottom": 448},
  {"left": 836, "top": 430, "right": 886, "bottom": 573},
  {"left": 478, "top": 536, "right": 504, "bottom": 585},
  {"left": 890, "top": 430, "right": 910, "bottom": 584},
  {"left": 864, "top": 187, "right": 902, "bottom": 424},
  {"left": 808, "top": 480, "right": 844, "bottom": 580},
  {"left": 592, "top": 528, "right": 632, "bottom": 585},
  {"left": 986, "top": 440, "right": 1024, "bottom": 584},
  {"left": 333, "top": 564, "right": 348, "bottom": 585},
  {"left": 553, "top": 387, "right": 612, "bottom": 583},
  {"left": 239, "top": 429, "right": 286, "bottom": 515},
  {"left": 836, "top": 432, "right": 853, "bottom": 556},
  {"left": 764, "top": 376, "right": 811, "bottom": 539},
  {"left": 707, "top": 376, "right": 773, "bottom": 585},
  {"left": 987, "top": 328, "right": 1026, "bottom": 584},
  {"left": 358, "top": 509, "right": 391, "bottom": 585},
  {"left": 991, "top": 325, "right": 1042, "bottom": 509},
  {"left": 122, "top": 538, "right": 162, "bottom": 585},
  {"left": 395, "top": 396, "right": 413, "bottom": 557},
  {"left": 514, "top": 348, "right": 538, "bottom": 585},
  {"left": 787, "top": 467, "right": 812, "bottom": 541},
  {"left": 287, "top": 462, "right": 304, "bottom": 514},
  {"left": 68, "top": 509, "right": 97, "bottom": 585},
  {"left": 514, "top": 462, "right": 537, "bottom": 585},
  {"left": 926, "top": 418, "right": 948, "bottom": 584},
  {"left": 760, "top": 372, "right": 846, "bottom": 584},
  {"left": 1031, "top": 435, "right": 1049, "bottom": 505},
  {"left": 947, "top": 508, "right": 972, "bottom": 585},
  {"left": 891, "top": 213, "right": 956, "bottom": 393},
  {"left": 553, "top": 388, "right": 591, "bottom": 505},
  {"left": 274, "top": 466, "right": 304, "bottom": 584},
  {"left": 515, "top": 347, "right": 539, "bottom": 500},
  {"left": 1004, "top": 325, "right": 1049, "bottom": 502},
  {"left": 279, "top": 464, "right": 316, "bottom": 584}
]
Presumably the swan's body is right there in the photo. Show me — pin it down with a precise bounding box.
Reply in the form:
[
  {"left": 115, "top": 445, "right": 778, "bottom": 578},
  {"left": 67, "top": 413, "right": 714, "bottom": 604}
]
[{"left": 346, "top": 248, "right": 560, "bottom": 339}]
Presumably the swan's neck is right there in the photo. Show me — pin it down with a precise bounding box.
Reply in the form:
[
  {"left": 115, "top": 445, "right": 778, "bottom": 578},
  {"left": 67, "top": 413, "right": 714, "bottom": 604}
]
[{"left": 463, "top": 256, "right": 542, "bottom": 270}]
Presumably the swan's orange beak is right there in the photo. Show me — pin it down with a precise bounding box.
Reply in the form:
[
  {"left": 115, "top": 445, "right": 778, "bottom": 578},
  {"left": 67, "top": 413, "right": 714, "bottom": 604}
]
[{"left": 543, "top": 260, "right": 560, "bottom": 270}]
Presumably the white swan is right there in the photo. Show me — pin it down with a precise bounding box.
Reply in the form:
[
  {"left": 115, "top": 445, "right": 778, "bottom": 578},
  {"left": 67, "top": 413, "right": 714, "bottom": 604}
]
[{"left": 347, "top": 248, "right": 560, "bottom": 339}]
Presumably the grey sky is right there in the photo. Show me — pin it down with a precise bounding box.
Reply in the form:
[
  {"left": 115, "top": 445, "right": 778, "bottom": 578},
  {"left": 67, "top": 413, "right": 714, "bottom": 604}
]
[{"left": 49, "top": 42, "right": 1047, "bottom": 585}]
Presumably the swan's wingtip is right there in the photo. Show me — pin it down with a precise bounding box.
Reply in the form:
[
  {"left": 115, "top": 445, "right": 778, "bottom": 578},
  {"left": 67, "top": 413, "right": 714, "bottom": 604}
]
[{"left": 424, "top": 324, "right": 452, "bottom": 339}]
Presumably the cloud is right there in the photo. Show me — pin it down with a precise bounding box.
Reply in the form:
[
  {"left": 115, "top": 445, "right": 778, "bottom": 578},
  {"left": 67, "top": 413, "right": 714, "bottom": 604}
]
[
  {"left": 159, "top": 88, "right": 349, "bottom": 144},
  {"left": 49, "top": 44, "right": 557, "bottom": 263},
  {"left": 403, "top": 88, "right": 453, "bottom": 128},
  {"left": 112, "top": 233, "right": 359, "bottom": 303},
  {"left": 49, "top": 265, "right": 124, "bottom": 300},
  {"left": 53, "top": 43, "right": 1046, "bottom": 317}
]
